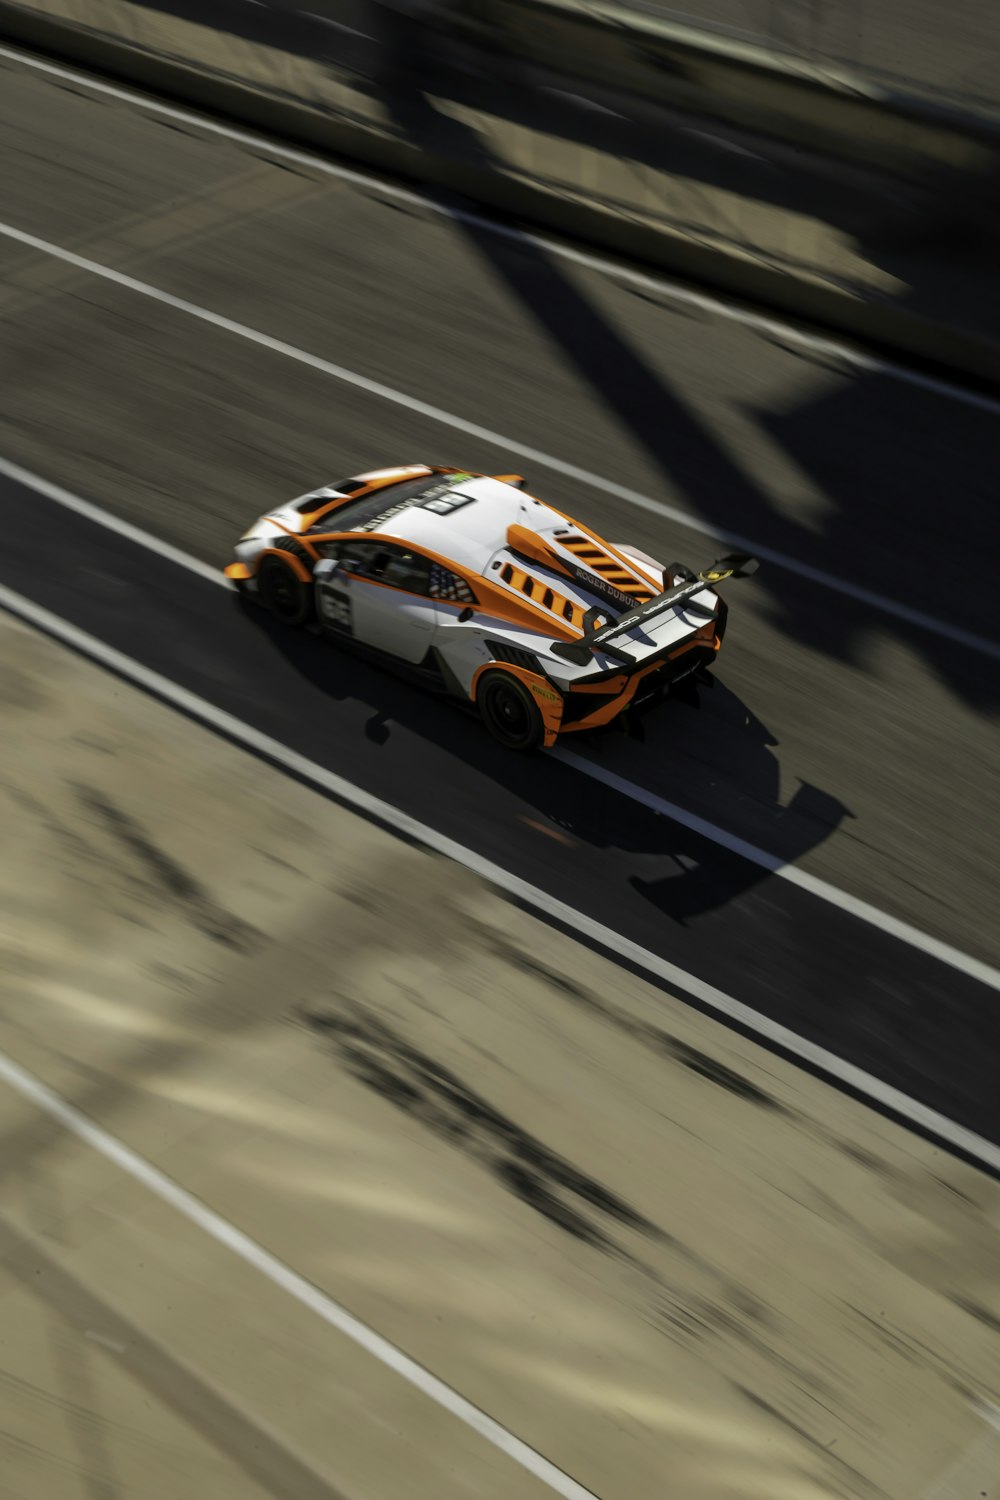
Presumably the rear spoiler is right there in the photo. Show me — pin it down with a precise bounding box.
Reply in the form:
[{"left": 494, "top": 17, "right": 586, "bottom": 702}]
[{"left": 550, "top": 552, "right": 759, "bottom": 667}]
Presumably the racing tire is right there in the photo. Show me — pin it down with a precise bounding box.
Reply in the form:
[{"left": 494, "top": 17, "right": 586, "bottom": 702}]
[
  {"left": 257, "top": 555, "right": 314, "bottom": 627},
  {"left": 477, "top": 670, "right": 545, "bottom": 752}
]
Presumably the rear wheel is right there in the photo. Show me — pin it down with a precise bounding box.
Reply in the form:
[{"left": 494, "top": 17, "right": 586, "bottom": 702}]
[
  {"left": 257, "top": 555, "right": 313, "bottom": 627},
  {"left": 477, "top": 670, "right": 545, "bottom": 751}
]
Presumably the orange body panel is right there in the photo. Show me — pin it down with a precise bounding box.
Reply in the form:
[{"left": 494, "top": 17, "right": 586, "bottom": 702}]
[
  {"left": 471, "top": 662, "right": 565, "bottom": 748},
  {"left": 562, "top": 668, "right": 649, "bottom": 732},
  {"left": 257, "top": 547, "right": 312, "bottom": 584},
  {"left": 505, "top": 523, "right": 575, "bottom": 579},
  {"left": 559, "top": 633, "right": 721, "bottom": 734},
  {"left": 558, "top": 531, "right": 655, "bottom": 602},
  {"left": 535, "top": 499, "right": 660, "bottom": 600},
  {"left": 483, "top": 562, "right": 586, "bottom": 639}
]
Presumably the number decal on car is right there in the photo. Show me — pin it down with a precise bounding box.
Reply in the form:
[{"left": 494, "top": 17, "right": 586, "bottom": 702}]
[{"left": 320, "top": 588, "right": 352, "bottom": 633}]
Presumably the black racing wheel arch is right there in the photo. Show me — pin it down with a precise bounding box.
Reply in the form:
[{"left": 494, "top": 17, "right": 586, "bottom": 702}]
[{"left": 476, "top": 668, "right": 546, "bottom": 752}]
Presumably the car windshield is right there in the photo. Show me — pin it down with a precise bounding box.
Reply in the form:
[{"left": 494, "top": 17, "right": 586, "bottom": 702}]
[{"left": 306, "top": 474, "right": 474, "bottom": 535}]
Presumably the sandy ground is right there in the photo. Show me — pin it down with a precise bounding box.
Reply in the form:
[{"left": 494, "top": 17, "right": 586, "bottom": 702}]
[{"left": 1, "top": 607, "right": 1000, "bottom": 1499}]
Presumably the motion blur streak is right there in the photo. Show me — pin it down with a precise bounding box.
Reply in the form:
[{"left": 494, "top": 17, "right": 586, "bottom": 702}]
[
  {"left": 0, "top": 1047, "right": 602, "bottom": 1500},
  {"left": 0, "top": 446, "right": 994, "bottom": 989},
  {"left": 2, "top": 444, "right": 995, "bottom": 994},
  {"left": 0, "top": 453, "right": 223, "bottom": 585},
  {"left": 2, "top": 577, "right": 998, "bottom": 1176},
  {"left": 551, "top": 746, "right": 1000, "bottom": 993},
  {"left": 2, "top": 215, "right": 999, "bottom": 662},
  {"left": 4, "top": 40, "right": 1000, "bottom": 422}
]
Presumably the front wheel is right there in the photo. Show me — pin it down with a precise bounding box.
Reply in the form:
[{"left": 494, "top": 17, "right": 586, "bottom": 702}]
[
  {"left": 477, "top": 670, "right": 545, "bottom": 751},
  {"left": 257, "top": 555, "right": 314, "bottom": 627}
]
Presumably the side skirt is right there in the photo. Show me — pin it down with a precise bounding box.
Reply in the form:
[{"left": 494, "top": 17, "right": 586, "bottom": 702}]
[{"left": 311, "top": 624, "right": 471, "bottom": 706}]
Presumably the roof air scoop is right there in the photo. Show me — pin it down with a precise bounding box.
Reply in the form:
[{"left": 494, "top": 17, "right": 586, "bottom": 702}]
[{"left": 505, "top": 524, "right": 573, "bottom": 577}]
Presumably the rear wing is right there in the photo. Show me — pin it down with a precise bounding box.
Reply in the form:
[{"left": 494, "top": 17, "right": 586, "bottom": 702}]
[{"left": 550, "top": 552, "right": 759, "bottom": 667}]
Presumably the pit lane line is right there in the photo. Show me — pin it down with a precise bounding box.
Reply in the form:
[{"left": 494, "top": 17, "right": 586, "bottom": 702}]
[
  {"left": 1, "top": 216, "right": 999, "bottom": 666},
  {"left": 1, "top": 574, "right": 999, "bottom": 1178},
  {"left": 2, "top": 450, "right": 997, "bottom": 998}
]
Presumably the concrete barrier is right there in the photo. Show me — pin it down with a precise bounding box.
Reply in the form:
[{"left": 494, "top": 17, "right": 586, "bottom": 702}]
[
  {"left": 1, "top": 0, "right": 998, "bottom": 384},
  {"left": 337, "top": 0, "right": 1000, "bottom": 174}
]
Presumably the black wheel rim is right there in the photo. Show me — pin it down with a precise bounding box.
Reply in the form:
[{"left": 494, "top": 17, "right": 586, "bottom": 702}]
[
  {"left": 483, "top": 679, "right": 534, "bottom": 747},
  {"left": 264, "top": 563, "right": 302, "bottom": 620}
]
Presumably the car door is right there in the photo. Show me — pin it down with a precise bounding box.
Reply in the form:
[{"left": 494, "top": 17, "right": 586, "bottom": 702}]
[{"left": 324, "top": 540, "right": 439, "bottom": 663}]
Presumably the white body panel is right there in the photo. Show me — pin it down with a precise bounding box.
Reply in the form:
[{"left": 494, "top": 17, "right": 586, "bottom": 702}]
[
  {"left": 348, "top": 575, "right": 438, "bottom": 662},
  {"left": 433, "top": 611, "right": 497, "bottom": 694},
  {"left": 315, "top": 560, "right": 444, "bottom": 665}
]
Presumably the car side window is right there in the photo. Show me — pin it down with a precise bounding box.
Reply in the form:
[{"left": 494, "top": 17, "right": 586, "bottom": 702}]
[
  {"left": 330, "top": 540, "right": 432, "bottom": 595},
  {"left": 319, "top": 540, "right": 470, "bottom": 601},
  {"left": 324, "top": 540, "right": 383, "bottom": 575},
  {"left": 380, "top": 548, "right": 432, "bottom": 594}
]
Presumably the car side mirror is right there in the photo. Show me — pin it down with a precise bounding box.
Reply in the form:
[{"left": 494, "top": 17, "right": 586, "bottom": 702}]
[
  {"left": 458, "top": 606, "right": 474, "bottom": 623},
  {"left": 314, "top": 557, "right": 341, "bottom": 582}
]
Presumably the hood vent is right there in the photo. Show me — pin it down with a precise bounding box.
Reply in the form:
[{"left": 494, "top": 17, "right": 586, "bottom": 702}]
[{"left": 506, "top": 524, "right": 656, "bottom": 615}]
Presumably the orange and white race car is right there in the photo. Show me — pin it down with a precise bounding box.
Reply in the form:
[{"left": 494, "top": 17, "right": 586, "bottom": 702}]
[{"left": 225, "top": 464, "right": 758, "bottom": 750}]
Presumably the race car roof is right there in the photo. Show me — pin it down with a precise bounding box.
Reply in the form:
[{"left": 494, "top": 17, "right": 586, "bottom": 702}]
[
  {"left": 316, "top": 471, "right": 667, "bottom": 630},
  {"left": 357, "top": 474, "right": 559, "bottom": 573}
]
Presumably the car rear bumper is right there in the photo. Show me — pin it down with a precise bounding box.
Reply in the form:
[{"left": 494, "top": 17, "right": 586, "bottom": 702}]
[{"left": 558, "top": 637, "right": 721, "bottom": 735}]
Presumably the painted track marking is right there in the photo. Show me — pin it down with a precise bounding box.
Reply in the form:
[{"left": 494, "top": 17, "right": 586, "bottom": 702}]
[
  {"left": 1, "top": 217, "right": 999, "bottom": 662},
  {"left": 1, "top": 578, "right": 999, "bottom": 1174},
  {"left": 2, "top": 43, "right": 998, "bottom": 418},
  {"left": 2, "top": 451, "right": 998, "bottom": 996},
  {"left": 0, "top": 1048, "right": 601, "bottom": 1500},
  {"left": 551, "top": 747, "right": 1000, "bottom": 993},
  {"left": 0, "top": 456, "right": 222, "bottom": 585}
]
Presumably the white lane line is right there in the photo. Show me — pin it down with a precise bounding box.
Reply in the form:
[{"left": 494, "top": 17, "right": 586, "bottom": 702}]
[
  {"left": 0, "top": 1050, "right": 600, "bottom": 1500},
  {"left": 1, "top": 580, "right": 998, "bottom": 1175},
  {"left": 4, "top": 452, "right": 999, "bottom": 996},
  {"left": 552, "top": 748, "right": 1000, "bottom": 994},
  {"left": 0, "top": 456, "right": 223, "bottom": 586},
  {"left": 3, "top": 41, "right": 999, "bottom": 420},
  {"left": 2, "top": 219, "right": 999, "bottom": 664}
]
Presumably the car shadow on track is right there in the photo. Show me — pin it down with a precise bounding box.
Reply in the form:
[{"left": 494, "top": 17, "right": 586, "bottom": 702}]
[{"left": 235, "top": 596, "right": 851, "bottom": 927}]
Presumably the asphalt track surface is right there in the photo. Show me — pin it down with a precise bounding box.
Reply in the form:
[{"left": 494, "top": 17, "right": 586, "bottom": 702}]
[{"left": 1, "top": 52, "right": 999, "bottom": 1150}]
